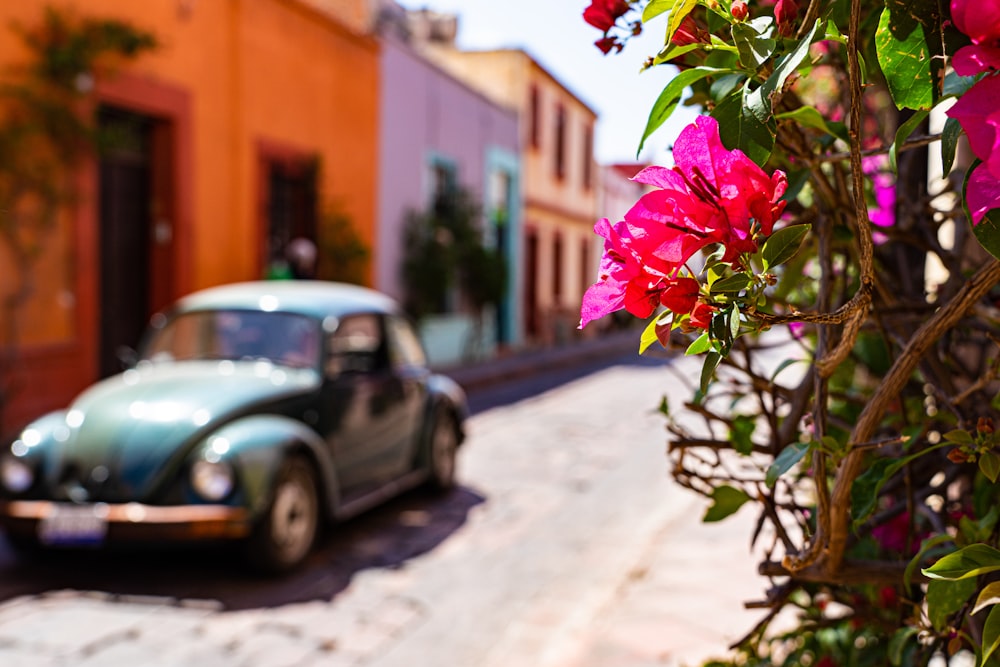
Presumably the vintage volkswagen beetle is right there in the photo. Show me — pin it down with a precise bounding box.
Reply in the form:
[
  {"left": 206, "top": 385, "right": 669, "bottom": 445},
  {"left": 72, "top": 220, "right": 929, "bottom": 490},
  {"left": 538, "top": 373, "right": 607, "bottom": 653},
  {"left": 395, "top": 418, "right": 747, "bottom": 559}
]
[{"left": 0, "top": 281, "right": 468, "bottom": 572}]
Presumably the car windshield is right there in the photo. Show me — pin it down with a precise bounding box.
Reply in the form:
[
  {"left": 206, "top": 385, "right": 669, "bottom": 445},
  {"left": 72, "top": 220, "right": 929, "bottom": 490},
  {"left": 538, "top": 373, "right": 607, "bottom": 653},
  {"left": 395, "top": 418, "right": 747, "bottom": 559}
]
[{"left": 141, "top": 309, "right": 321, "bottom": 369}]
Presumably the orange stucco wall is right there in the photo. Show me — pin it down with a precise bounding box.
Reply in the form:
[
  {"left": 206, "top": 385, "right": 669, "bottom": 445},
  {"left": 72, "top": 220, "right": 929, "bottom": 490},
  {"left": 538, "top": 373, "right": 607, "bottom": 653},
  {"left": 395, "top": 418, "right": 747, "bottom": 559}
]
[{"left": 0, "top": 0, "right": 380, "bottom": 431}]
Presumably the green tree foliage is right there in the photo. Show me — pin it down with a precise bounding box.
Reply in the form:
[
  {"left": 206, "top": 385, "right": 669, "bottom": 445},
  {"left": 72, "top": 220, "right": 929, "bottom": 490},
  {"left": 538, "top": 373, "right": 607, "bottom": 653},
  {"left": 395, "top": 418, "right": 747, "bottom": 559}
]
[
  {"left": 316, "top": 204, "right": 370, "bottom": 285},
  {"left": 401, "top": 186, "right": 506, "bottom": 320}
]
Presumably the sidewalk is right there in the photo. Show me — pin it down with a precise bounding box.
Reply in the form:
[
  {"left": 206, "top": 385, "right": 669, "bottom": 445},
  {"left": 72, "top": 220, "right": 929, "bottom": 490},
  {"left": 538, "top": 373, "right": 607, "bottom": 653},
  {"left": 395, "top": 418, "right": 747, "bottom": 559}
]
[{"left": 434, "top": 327, "right": 646, "bottom": 392}]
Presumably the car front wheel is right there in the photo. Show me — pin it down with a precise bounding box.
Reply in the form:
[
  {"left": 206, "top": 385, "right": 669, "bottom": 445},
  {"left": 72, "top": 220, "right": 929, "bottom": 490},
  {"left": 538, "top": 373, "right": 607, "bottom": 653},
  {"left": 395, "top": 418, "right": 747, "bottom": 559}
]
[
  {"left": 245, "top": 455, "right": 319, "bottom": 573},
  {"left": 427, "top": 410, "right": 459, "bottom": 491}
]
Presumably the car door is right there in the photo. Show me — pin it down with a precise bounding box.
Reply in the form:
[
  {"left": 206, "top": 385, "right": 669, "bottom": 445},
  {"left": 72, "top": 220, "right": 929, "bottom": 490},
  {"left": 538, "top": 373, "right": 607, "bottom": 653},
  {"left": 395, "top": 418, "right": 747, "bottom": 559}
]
[
  {"left": 383, "top": 315, "right": 430, "bottom": 476},
  {"left": 317, "top": 313, "right": 410, "bottom": 497}
]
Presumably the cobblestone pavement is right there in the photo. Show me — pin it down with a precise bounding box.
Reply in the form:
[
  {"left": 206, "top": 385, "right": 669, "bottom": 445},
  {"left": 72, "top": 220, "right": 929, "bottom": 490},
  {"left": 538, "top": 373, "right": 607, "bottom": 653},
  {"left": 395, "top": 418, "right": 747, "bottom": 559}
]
[{"left": 0, "top": 354, "right": 767, "bottom": 667}]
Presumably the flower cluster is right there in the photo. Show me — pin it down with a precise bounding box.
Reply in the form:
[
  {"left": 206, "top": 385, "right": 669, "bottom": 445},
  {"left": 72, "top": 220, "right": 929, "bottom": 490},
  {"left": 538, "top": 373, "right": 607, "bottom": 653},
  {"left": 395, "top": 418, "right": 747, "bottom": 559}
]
[
  {"left": 945, "top": 0, "right": 1000, "bottom": 224},
  {"left": 582, "top": 0, "right": 640, "bottom": 54},
  {"left": 580, "top": 116, "right": 787, "bottom": 330}
]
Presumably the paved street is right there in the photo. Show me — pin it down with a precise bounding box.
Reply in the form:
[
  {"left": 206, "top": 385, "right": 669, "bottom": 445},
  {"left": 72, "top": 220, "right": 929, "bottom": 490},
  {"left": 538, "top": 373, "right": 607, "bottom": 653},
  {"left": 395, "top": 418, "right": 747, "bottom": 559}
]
[{"left": 0, "top": 354, "right": 766, "bottom": 667}]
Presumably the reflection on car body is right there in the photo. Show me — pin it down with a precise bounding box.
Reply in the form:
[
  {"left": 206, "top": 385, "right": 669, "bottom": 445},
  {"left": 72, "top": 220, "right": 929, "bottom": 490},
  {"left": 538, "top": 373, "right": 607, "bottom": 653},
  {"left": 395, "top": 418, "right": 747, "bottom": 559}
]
[{"left": 0, "top": 281, "right": 468, "bottom": 572}]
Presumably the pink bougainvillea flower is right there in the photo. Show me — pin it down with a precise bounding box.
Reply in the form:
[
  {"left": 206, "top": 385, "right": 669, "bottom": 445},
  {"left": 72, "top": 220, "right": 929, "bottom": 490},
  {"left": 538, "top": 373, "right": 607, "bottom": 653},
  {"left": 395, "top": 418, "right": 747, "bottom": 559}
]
[
  {"left": 579, "top": 217, "right": 699, "bottom": 328},
  {"left": 965, "top": 165, "right": 1000, "bottom": 225},
  {"left": 666, "top": 115, "right": 788, "bottom": 262},
  {"left": 688, "top": 302, "right": 717, "bottom": 330},
  {"left": 950, "top": 0, "right": 1000, "bottom": 75},
  {"left": 583, "top": 0, "right": 631, "bottom": 33},
  {"left": 671, "top": 14, "right": 709, "bottom": 46},
  {"left": 946, "top": 74, "right": 1000, "bottom": 223},
  {"left": 594, "top": 36, "right": 622, "bottom": 55},
  {"left": 580, "top": 115, "right": 788, "bottom": 329},
  {"left": 774, "top": 0, "right": 799, "bottom": 38},
  {"left": 659, "top": 276, "right": 700, "bottom": 315},
  {"left": 862, "top": 155, "right": 895, "bottom": 240}
]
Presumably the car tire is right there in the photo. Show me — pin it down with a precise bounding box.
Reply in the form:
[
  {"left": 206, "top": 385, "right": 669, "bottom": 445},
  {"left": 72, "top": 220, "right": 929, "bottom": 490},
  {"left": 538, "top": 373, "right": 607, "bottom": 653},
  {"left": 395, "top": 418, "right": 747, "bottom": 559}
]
[
  {"left": 245, "top": 455, "right": 320, "bottom": 574},
  {"left": 426, "top": 409, "right": 459, "bottom": 492}
]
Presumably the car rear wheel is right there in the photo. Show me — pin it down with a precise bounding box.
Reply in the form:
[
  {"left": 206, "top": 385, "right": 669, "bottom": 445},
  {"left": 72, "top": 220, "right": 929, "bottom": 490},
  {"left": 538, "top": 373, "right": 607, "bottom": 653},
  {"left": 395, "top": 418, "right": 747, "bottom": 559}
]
[
  {"left": 245, "top": 455, "right": 319, "bottom": 573},
  {"left": 427, "top": 410, "right": 458, "bottom": 491}
]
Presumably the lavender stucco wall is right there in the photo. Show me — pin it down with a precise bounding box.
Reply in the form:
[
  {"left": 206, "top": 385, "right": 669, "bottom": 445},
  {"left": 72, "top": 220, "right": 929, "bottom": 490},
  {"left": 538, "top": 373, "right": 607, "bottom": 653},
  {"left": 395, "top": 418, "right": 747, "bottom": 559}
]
[{"left": 376, "top": 38, "right": 520, "bottom": 304}]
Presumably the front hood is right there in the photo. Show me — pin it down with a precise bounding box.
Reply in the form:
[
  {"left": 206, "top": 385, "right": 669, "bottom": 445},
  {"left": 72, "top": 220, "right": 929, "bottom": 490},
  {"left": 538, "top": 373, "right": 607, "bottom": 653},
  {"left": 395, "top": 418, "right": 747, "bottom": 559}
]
[{"left": 45, "top": 361, "right": 319, "bottom": 501}]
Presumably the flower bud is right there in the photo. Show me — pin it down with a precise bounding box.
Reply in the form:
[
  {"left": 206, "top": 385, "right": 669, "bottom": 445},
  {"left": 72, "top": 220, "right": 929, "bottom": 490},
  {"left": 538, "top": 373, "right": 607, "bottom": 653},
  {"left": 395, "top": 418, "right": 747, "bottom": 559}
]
[
  {"left": 978, "top": 416, "right": 994, "bottom": 434},
  {"left": 948, "top": 448, "right": 969, "bottom": 463},
  {"left": 731, "top": 1, "right": 749, "bottom": 20}
]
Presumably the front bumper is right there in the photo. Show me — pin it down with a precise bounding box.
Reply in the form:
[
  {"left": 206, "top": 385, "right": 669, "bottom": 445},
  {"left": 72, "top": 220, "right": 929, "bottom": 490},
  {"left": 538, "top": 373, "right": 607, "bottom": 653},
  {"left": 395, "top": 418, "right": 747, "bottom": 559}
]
[{"left": 0, "top": 500, "right": 251, "bottom": 543}]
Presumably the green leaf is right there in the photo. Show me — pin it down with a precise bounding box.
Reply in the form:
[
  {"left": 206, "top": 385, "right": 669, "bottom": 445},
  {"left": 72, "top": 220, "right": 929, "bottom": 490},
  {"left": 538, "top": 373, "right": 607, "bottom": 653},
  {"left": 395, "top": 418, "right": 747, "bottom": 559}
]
[
  {"left": 775, "top": 106, "right": 850, "bottom": 143},
  {"left": 942, "top": 117, "right": 962, "bottom": 176},
  {"left": 974, "top": 582, "right": 1000, "bottom": 616},
  {"left": 729, "top": 303, "right": 740, "bottom": 341},
  {"left": 733, "top": 18, "right": 776, "bottom": 70},
  {"left": 652, "top": 41, "right": 703, "bottom": 68},
  {"left": 710, "top": 272, "right": 751, "bottom": 294},
  {"left": 686, "top": 331, "right": 712, "bottom": 356},
  {"left": 944, "top": 69, "right": 978, "bottom": 97},
  {"left": 700, "top": 350, "right": 722, "bottom": 393},
  {"left": 703, "top": 484, "right": 751, "bottom": 522},
  {"left": 766, "top": 442, "right": 810, "bottom": 487},
  {"left": 944, "top": 429, "right": 975, "bottom": 446},
  {"left": 710, "top": 72, "right": 746, "bottom": 102},
  {"left": 927, "top": 578, "right": 978, "bottom": 632},
  {"left": 890, "top": 109, "right": 930, "bottom": 172},
  {"left": 847, "top": 437, "right": 952, "bottom": 527},
  {"left": 889, "top": 626, "right": 919, "bottom": 666},
  {"left": 746, "top": 19, "right": 822, "bottom": 122},
  {"left": 643, "top": 0, "right": 698, "bottom": 41},
  {"left": 658, "top": 395, "right": 670, "bottom": 417},
  {"left": 905, "top": 533, "right": 955, "bottom": 589},
  {"left": 641, "top": 0, "right": 674, "bottom": 22},
  {"left": 851, "top": 457, "right": 897, "bottom": 525},
  {"left": 923, "top": 544, "right": 1000, "bottom": 581},
  {"left": 770, "top": 357, "right": 806, "bottom": 382},
  {"left": 639, "top": 67, "right": 729, "bottom": 155},
  {"left": 639, "top": 316, "right": 660, "bottom": 354},
  {"left": 731, "top": 415, "right": 756, "bottom": 455},
  {"left": 761, "top": 225, "right": 809, "bottom": 270},
  {"left": 713, "top": 86, "right": 775, "bottom": 167},
  {"left": 982, "top": 450, "right": 1000, "bottom": 483},
  {"left": 985, "top": 605, "right": 1000, "bottom": 665},
  {"left": 875, "top": 0, "right": 946, "bottom": 110}
]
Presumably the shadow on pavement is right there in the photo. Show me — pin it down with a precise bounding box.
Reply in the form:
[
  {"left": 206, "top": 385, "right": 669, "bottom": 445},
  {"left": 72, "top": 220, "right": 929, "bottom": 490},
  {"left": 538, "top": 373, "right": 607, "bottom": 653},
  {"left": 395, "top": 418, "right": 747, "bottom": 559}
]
[{"left": 0, "top": 485, "right": 486, "bottom": 611}]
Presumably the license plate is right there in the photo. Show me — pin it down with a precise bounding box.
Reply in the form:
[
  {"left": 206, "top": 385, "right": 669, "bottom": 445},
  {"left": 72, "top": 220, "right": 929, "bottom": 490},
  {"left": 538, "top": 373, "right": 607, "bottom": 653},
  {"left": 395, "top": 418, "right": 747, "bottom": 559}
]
[{"left": 38, "top": 504, "right": 109, "bottom": 546}]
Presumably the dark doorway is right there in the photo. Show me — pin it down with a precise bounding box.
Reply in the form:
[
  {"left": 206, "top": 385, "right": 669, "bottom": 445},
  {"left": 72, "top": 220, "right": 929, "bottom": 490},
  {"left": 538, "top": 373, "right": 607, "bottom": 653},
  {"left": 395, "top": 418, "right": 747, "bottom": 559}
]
[
  {"left": 97, "top": 107, "right": 154, "bottom": 377},
  {"left": 265, "top": 159, "right": 317, "bottom": 278},
  {"left": 524, "top": 229, "right": 539, "bottom": 338}
]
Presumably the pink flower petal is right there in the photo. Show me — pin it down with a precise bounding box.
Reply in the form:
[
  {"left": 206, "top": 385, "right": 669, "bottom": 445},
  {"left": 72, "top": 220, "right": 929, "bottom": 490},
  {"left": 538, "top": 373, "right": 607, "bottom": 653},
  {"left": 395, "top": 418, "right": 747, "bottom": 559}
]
[{"left": 966, "top": 164, "right": 1000, "bottom": 226}]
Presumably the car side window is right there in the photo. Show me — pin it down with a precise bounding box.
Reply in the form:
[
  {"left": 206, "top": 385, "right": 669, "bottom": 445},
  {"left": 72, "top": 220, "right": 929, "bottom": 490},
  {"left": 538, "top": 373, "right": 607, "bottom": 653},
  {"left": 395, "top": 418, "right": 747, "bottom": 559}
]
[
  {"left": 325, "top": 314, "right": 385, "bottom": 376},
  {"left": 386, "top": 316, "right": 427, "bottom": 369}
]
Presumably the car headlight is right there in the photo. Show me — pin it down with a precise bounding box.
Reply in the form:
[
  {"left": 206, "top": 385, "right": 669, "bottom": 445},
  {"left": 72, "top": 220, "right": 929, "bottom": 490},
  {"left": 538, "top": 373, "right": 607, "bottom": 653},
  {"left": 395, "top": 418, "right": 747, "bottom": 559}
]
[
  {"left": 1, "top": 456, "right": 34, "bottom": 494},
  {"left": 191, "top": 459, "right": 235, "bottom": 501}
]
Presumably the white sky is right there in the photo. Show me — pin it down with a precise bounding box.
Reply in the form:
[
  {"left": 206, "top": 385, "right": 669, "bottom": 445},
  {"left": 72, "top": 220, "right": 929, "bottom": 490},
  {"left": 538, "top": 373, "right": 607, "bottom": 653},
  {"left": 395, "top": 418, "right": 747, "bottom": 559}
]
[{"left": 394, "top": 0, "right": 700, "bottom": 165}]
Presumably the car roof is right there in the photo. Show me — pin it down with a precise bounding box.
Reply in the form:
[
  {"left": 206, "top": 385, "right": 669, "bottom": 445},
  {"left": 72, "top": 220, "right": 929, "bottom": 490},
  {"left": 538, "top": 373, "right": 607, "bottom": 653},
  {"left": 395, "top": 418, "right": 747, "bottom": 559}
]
[{"left": 170, "top": 280, "right": 401, "bottom": 320}]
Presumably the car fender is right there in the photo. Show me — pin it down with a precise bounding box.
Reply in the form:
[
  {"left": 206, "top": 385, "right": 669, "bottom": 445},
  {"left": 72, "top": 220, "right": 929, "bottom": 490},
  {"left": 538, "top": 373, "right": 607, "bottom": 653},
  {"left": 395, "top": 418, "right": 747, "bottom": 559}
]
[
  {"left": 201, "top": 414, "right": 339, "bottom": 519},
  {"left": 421, "top": 374, "right": 469, "bottom": 449}
]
